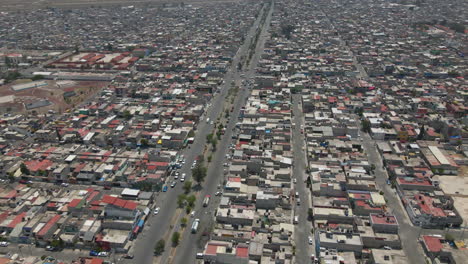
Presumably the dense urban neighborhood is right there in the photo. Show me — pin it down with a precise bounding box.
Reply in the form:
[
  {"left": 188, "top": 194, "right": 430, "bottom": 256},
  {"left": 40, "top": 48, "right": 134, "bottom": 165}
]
[{"left": 0, "top": 0, "right": 466, "bottom": 264}]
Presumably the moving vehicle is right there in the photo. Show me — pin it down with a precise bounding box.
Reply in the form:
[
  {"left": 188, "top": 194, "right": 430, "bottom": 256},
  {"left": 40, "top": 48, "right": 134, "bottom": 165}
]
[
  {"left": 308, "top": 236, "right": 313, "bottom": 245},
  {"left": 196, "top": 253, "right": 204, "bottom": 259},
  {"left": 203, "top": 195, "right": 211, "bottom": 207},
  {"left": 154, "top": 207, "right": 160, "bottom": 215},
  {"left": 191, "top": 219, "right": 200, "bottom": 233}
]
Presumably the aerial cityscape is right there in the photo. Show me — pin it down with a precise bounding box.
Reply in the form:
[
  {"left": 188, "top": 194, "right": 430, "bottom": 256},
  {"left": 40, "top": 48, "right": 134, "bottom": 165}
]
[{"left": 0, "top": 0, "right": 466, "bottom": 263}]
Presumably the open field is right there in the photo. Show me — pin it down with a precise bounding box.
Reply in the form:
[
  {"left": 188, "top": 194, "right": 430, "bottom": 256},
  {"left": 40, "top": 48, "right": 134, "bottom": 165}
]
[{"left": 0, "top": 79, "right": 108, "bottom": 114}]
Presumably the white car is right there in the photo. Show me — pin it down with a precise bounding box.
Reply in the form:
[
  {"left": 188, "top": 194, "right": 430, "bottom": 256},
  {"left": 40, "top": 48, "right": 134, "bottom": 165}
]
[
  {"left": 0, "top": 242, "right": 9, "bottom": 247},
  {"left": 98, "top": 252, "right": 109, "bottom": 257},
  {"left": 154, "top": 207, "right": 160, "bottom": 215},
  {"left": 190, "top": 211, "right": 196, "bottom": 217},
  {"left": 308, "top": 236, "right": 313, "bottom": 245}
]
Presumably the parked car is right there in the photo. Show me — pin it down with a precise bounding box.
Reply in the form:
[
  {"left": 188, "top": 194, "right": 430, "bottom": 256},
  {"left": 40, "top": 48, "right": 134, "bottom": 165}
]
[
  {"left": 171, "top": 181, "right": 177, "bottom": 188},
  {"left": 0, "top": 242, "right": 9, "bottom": 247},
  {"left": 162, "top": 185, "right": 168, "bottom": 192},
  {"left": 98, "top": 252, "right": 109, "bottom": 257},
  {"left": 123, "top": 254, "right": 134, "bottom": 259},
  {"left": 45, "top": 245, "right": 57, "bottom": 251},
  {"left": 89, "top": 250, "right": 99, "bottom": 256},
  {"left": 308, "top": 236, "right": 313, "bottom": 245}
]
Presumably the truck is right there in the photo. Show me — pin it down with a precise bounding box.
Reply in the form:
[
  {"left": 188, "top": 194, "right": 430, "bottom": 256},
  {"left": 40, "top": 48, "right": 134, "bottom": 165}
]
[
  {"left": 203, "top": 195, "right": 211, "bottom": 207},
  {"left": 191, "top": 219, "right": 200, "bottom": 233}
]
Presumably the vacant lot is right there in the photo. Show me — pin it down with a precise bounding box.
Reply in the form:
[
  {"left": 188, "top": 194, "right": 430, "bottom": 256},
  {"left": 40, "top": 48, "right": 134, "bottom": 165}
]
[{"left": 0, "top": 79, "right": 108, "bottom": 114}]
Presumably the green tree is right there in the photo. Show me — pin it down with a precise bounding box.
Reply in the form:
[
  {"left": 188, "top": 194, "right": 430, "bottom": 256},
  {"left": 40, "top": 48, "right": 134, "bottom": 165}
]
[
  {"left": 32, "top": 75, "right": 44, "bottom": 81},
  {"left": 185, "top": 205, "right": 192, "bottom": 214},
  {"left": 181, "top": 217, "right": 188, "bottom": 227},
  {"left": 123, "top": 110, "right": 132, "bottom": 120},
  {"left": 417, "top": 124, "right": 425, "bottom": 140},
  {"left": 177, "top": 194, "right": 187, "bottom": 208},
  {"left": 281, "top": 24, "right": 295, "bottom": 39},
  {"left": 192, "top": 163, "right": 207, "bottom": 185},
  {"left": 361, "top": 119, "right": 371, "bottom": 133},
  {"left": 50, "top": 238, "right": 64, "bottom": 248},
  {"left": 188, "top": 130, "right": 195, "bottom": 137},
  {"left": 307, "top": 208, "right": 313, "bottom": 221},
  {"left": 154, "top": 239, "right": 165, "bottom": 255},
  {"left": 171, "top": 232, "right": 180, "bottom": 247},
  {"left": 211, "top": 138, "right": 218, "bottom": 150},
  {"left": 354, "top": 107, "right": 364, "bottom": 117},
  {"left": 140, "top": 138, "right": 149, "bottom": 147},
  {"left": 206, "top": 134, "right": 213, "bottom": 143},
  {"left": 20, "top": 163, "right": 30, "bottom": 175},
  {"left": 186, "top": 195, "right": 196, "bottom": 207},
  {"left": 183, "top": 181, "right": 192, "bottom": 194}
]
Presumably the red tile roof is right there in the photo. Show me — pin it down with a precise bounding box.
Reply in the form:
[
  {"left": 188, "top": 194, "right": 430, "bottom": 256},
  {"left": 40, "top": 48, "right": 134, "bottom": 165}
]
[
  {"left": 101, "top": 195, "right": 137, "bottom": 211},
  {"left": 205, "top": 244, "right": 218, "bottom": 256},
  {"left": 24, "top": 159, "right": 53, "bottom": 172},
  {"left": 7, "top": 212, "right": 26, "bottom": 229},
  {"left": 236, "top": 246, "right": 249, "bottom": 258},
  {"left": 422, "top": 235, "right": 443, "bottom": 252},
  {"left": 68, "top": 199, "right": 82, "bottom": 208},
  {"left": 370, "top": 214, "right": 398, "bottom": 225},
  {"left": 37, "top": 215, "right": 61, "bottom": 237}
]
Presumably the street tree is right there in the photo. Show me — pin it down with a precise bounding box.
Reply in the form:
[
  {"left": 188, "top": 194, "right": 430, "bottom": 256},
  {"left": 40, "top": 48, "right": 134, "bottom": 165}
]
[
  {"left": 171, "top": 232, "right": 180, "bottom": 247},
  {"left": 192, "top": 163, "right": 207, "bottom": 185},
  {"left": 183, "top": 181, "right": 192, "bottom": 194},
  {"left": 154, "top": 239, "right": 165, "bottom": 255},
  {"left": 186, "top": 194, "right": 196, "bottom": 207},
  {"left": 177, "top": 194, "right": 187, "bottom": 208},
  {"left": 20, "top": 163, "right": 30, "bottom": 175}
]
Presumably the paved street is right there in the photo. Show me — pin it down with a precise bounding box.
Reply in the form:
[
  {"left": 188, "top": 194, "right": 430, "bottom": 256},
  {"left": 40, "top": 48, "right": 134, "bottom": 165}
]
[
  {"left": 171, "top": 2, "right": 275, "bottom": 264},
  {"left": 358, "top": 127, "right": 426, "bottom": 263},
  {"left": 126, "top": 3, "right": 273, "bottom": 264},
  {"left": 291, "top": 94, "right": 314, "bottom": 262}
]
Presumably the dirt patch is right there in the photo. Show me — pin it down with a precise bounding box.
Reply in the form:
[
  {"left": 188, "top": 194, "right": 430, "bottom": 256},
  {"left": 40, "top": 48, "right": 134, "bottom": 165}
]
[{"left": 0, "top": 79, "right": 108, "bottom": 114}]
